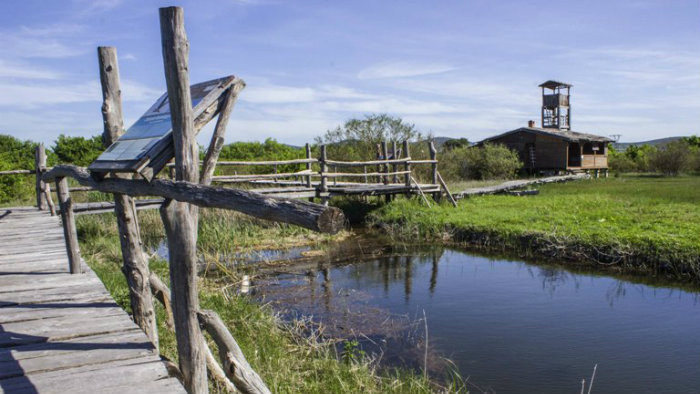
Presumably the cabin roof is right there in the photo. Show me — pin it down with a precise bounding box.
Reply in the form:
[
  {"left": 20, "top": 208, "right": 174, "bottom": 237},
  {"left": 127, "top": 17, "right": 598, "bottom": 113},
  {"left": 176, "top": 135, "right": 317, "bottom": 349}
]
[
  {"left": 481, "top": 126, "right": 613, "bottom": 144},
  {"left": 539, "top": 80, "right": 572, "bottom": 89}
]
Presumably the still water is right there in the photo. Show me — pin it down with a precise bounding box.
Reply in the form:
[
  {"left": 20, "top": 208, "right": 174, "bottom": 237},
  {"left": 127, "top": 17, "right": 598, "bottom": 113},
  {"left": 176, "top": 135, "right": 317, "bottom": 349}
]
[{"left": 255, "top": 248, "right": 700, "bottom": 393}]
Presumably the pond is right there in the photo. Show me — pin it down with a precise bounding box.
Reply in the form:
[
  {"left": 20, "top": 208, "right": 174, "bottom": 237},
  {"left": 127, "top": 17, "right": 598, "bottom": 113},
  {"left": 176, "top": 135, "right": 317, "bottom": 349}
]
[{"left": 252, "top": 246, "right": 700, "bottom": 394}]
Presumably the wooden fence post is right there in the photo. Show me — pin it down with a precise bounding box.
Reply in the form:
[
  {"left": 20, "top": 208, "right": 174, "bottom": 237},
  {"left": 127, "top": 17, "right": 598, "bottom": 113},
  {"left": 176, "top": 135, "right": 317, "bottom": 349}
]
[
  {"left": 159, "top": 6, "right": 207, "bottom": 394},
  {"left": 403, "top": 141, "right": 411, "bottom": 188},
  {"left": 319, "top": 145, "right": 328, "bottom": 194},
  {"left": 55, "top": 177, "right": 81, "bottom": 274},
  {"left": 200, "top": 83, "right": 243, "bottom": 186},
  {"left": 98, "top": 45, "right": 159, "bottom": 347},
  {"left": 391, "top": 140, "right": 398, "bottom": 184},
  {"left": 429, "top": 140, "right": 438, "bottom": 185},
  {"left": 429, "top": 140, "right": 440, "bottom": 201},
  {"left": 35, "top": 144, "right": 47, "bottom": 210},
  {"left": 305, "top": 143, "right": 312, "bottom": 188},
  {"left": 381, "top": 141, "right": 389, "bottom": 185}
]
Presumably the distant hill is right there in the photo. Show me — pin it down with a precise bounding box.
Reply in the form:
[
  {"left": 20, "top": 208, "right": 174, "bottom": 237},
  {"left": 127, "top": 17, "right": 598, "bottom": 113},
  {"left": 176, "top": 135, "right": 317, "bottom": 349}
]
[
  {"left": 431, "top": 136, "right": 454, "bottom": 148},
  {"left": 612, "top": 136, "right": 686, "bottom": 150}
]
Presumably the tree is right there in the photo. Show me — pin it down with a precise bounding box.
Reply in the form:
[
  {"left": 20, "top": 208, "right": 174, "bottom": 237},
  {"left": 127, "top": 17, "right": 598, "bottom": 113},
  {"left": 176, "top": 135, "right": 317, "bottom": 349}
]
[
  {"left": 649, "top": 140, "right": 693, "bottom": 175},
  {"left": 443, "top": 138, "right": 470, "bottom": 151},
  {"left": 52, "top": 134, "right": 104, "bottom": 166},
  {"left": 315, "top": 113, "right": 422, "bottom": 160}
]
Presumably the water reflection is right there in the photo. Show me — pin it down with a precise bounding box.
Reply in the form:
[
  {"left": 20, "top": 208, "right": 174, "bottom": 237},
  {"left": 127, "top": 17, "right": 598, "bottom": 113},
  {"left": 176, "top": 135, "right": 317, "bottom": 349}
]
[{"left": 254, "top": 246, "right": 700, "bottom": 394}]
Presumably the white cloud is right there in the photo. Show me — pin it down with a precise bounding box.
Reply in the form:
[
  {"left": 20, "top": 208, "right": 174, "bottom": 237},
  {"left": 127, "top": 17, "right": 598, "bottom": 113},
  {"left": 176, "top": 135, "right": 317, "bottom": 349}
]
[
  {"left": 357, "top": 62, "right": 457, "bottom": 79},
  {"left": 0, "top": 79, "right": 161, "bottom": 108},
  {"left": 72, "top": 0, "right": 124, "bottom": 14},
  {"left": 0, "top": 61, "right": 63, "bottom": 80},
  {"left": 0, "top": 24, "right": 87, "bottom": 59}
]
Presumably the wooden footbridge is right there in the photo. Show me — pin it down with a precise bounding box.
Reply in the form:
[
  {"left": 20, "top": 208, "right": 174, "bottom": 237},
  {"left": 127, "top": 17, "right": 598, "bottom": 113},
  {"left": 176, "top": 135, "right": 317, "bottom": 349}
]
[{"left": 0, "top": 207, "right": 186, "bottom": 394}]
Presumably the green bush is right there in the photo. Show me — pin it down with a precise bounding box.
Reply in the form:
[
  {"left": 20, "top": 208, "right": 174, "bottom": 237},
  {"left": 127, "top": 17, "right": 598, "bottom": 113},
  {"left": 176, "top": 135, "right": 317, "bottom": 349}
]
[
  {"left": 0, "top": 134, "right": 40, "bottom": 203},
  {"left": 649, "top": 139, "right": 695, "bottom": 175},
  {"left": 52, "top": 134, "right": 104, "bottom": 166},
  {"left": 216, "top": 138, "right": 305, "bottom": 174},
  {"left": 441, "top": 143, "right": 522, "bottom": 180}
]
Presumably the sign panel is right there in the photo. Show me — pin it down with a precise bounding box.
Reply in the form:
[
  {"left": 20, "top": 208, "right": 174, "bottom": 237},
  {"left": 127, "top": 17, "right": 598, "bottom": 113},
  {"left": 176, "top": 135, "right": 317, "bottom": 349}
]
[{"left": 89, "top": 75, "right": 235, "bottom": 180}]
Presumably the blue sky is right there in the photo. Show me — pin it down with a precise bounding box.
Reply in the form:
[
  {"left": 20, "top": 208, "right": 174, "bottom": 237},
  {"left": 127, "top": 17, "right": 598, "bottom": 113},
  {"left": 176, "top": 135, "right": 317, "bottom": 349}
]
[{"left": 0, "top": 0, "right": 698, "bottom": 146}]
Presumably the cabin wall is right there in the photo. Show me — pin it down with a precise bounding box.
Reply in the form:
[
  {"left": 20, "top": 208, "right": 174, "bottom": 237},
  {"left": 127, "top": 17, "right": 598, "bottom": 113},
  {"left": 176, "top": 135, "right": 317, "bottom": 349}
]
[
  {"left": 487, "top": 130, "right": 608, "bottom": 170},
  {"left": 487, "top": 131, "right": 535, "bottom": 167},
  {"left": 534, "top": 134, "right": 567, "bottom": 169},
  {"left": 581, "top": 154, "right": 608, "bottom": 168}
]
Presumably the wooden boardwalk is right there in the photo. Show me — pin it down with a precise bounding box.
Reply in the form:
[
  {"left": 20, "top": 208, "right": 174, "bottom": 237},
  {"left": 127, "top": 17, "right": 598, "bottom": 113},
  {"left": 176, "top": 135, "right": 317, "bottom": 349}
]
[{"left": 0, "top": 207, "right": 186, "bottom": 394}]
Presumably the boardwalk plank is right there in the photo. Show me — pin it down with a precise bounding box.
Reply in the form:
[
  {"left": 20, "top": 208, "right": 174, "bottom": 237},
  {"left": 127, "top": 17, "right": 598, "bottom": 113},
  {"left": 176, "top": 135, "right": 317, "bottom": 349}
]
[{"left": 0, "top": 208, "right": 186, "bottom": 393}]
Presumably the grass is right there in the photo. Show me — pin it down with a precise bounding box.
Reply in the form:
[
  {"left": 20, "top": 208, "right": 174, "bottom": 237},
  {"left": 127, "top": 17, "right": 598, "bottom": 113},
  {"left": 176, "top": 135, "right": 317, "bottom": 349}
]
[
  {"left": 75, "top": 209, "right": 464, "bottom": 394},
  {"left": 370, "top": 175, "right": 700, "bottom": 280}
]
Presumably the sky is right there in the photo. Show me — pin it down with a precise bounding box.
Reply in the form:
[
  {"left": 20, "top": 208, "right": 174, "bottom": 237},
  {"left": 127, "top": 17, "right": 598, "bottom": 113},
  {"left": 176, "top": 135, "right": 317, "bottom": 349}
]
[{"left": 0, "top": 0, "right": 698, "bottom": 147}]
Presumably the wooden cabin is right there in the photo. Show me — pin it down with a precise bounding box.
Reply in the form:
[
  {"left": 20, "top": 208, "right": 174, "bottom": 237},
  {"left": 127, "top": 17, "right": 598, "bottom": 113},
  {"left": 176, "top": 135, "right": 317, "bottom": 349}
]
[
  {"left": 480, "top": 80, "right": 612, "bottom": 174},
  {"left": 481, "top": 124, "right": 612, "bottom": 172}
]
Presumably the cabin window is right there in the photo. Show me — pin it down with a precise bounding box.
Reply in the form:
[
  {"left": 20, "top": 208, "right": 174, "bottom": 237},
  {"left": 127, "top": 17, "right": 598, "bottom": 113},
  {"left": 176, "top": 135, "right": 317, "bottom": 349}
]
[
  {"left": 597, "top": 142, "right": 606, "bottom": 154},
  {"left": 582, "top": 142, "right": 594, "bottom": 154}
]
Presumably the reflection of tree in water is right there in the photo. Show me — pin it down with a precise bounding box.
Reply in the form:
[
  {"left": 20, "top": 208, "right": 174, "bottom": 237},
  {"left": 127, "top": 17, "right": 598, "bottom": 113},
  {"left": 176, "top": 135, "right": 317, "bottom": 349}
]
[
  {"left": 527, "top": 266, "right": 581, "bottom": 296},
  {"left": 341, "top": 248, "right": 445, "bottom": 301},
  {"left": 605, "top": 280, "right": 628, "bottom": 307}
]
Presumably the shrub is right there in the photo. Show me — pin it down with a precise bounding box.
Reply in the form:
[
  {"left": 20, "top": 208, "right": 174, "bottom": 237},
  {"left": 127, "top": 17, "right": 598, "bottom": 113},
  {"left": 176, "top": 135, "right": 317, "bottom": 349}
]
[
  {"left": 442, "top": 143, "right": 522, "bottom": 180},
  {"left": 649, "top": 140, "right": 694, "bottom": 175},
  {"left": 0, "top": 134, "right": 39, "bottom": 203},
  {"left": 442, "top": 138, "right": 470, "bottom": 151},
  {"left": 216, "top": 138, "right": 305, "bottom": 174},
  {"left": 52, "top": 134, "right": 104, "bottom": 166}
]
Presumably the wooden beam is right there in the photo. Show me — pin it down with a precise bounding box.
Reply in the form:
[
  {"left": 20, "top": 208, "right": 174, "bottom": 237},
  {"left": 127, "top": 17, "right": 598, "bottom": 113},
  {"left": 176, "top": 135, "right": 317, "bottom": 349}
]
[
  {"left": 319, "top": 145, "right": 328, "bottom": 194},
  {"left": 160, "top": 7, "right": 205, "bottom": 393},
  {"left": 392, "top": 140, "right": 398, "bottom": 183},
  {"left": 198, "top": 310, "right": 272, "bottom": 394},
  {"left": 200, "top": 81, "right": 245, "bottom": 186},
  {"left": 55, "top": 177, "right": 81, "bottom": 274},
  {"left": 429, "top": 140, "right": 438, "bottom": 186},
  {"left": 436, "top": 172, "right": 457, "bottom": 207},
  {"left": 97, "top": 47, "right": 124, "bottom": 146},
  {"left": 98, "top": 45, "right": 159, "bottom": 348},
  {"left": 0, "top": 169, "right": 34, "bottom": 175},
  {"left": 35, "top": 144, "right": 47, "bottom": 210},
  {"left": 305, "top": 143, "right": 312, "bottom": 188},
  {"left": 381, "top": 141, "right": 389, "bottom": 185},
  {"left": 43, "top": 165, "right": 345, "bottom": 234},
  {"left": 403, "top": 141, "right": 411, "bottom": 188}
]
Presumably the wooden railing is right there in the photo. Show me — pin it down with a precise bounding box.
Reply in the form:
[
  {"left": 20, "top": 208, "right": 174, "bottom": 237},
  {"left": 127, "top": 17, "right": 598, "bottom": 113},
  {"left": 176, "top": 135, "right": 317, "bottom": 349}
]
[{"left": 171, "top": 139, "right": 443, "bottom": 195}]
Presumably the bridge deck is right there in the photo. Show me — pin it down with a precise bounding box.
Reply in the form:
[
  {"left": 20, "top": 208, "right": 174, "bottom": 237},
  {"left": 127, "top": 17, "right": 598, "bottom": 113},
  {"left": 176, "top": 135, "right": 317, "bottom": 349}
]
[{"left": 0, "top": 207, "right": 185, "bottom": 394}]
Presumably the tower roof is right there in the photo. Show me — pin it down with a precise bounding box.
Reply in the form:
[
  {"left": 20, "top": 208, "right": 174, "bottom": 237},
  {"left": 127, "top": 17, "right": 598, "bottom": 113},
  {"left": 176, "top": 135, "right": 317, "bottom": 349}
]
[{"left": 539, "top": 80, "right": 572, "bottom": 89}]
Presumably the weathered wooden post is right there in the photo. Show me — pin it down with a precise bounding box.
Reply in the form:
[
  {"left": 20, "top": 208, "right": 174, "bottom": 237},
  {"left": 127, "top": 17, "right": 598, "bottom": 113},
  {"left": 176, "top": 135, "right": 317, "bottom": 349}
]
[
  {"left": 429, "top": 140, "right": 438, "bottom": 186},
  {"left": 201, "top": 84, "right": 244, "bottom": 186},
  {"left": 392, "top": 140, "right": 398, "bottom": 184},
  {"left": 305, "top": 143, "right": 312, "bottom": 188},
  {"left": 98, "top": 45, "right": 159, "bottom": 347},
  {"left": 381, "top": 141, "right": 389, "bottom": 185},
  {"left": 429, "top": 140, "right": 440, "bottom": 200},
  {"left": 159, "top": 6, "right": 207, "bottom": 393},
  {"left": 403, "top": 140, "right": 411, "bottom": 188},
  {"left": 320, "top": 145, "right": 328, "bottom": 205},
  {"left": 35, "top": 144, "right": 47, "bottom": 210},
  {"left": 55, "top": 177, "right": 81, "bottom": 274}
]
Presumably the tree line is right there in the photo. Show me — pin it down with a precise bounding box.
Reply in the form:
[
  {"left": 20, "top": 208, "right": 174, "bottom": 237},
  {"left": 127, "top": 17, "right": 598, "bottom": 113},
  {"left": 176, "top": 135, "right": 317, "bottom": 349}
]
[
  {"left": 608, "top": 137, "right": 700, "bottom": 175},
  {"left": 4, "top": 113, "right": 695, "bottom": 204}
]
